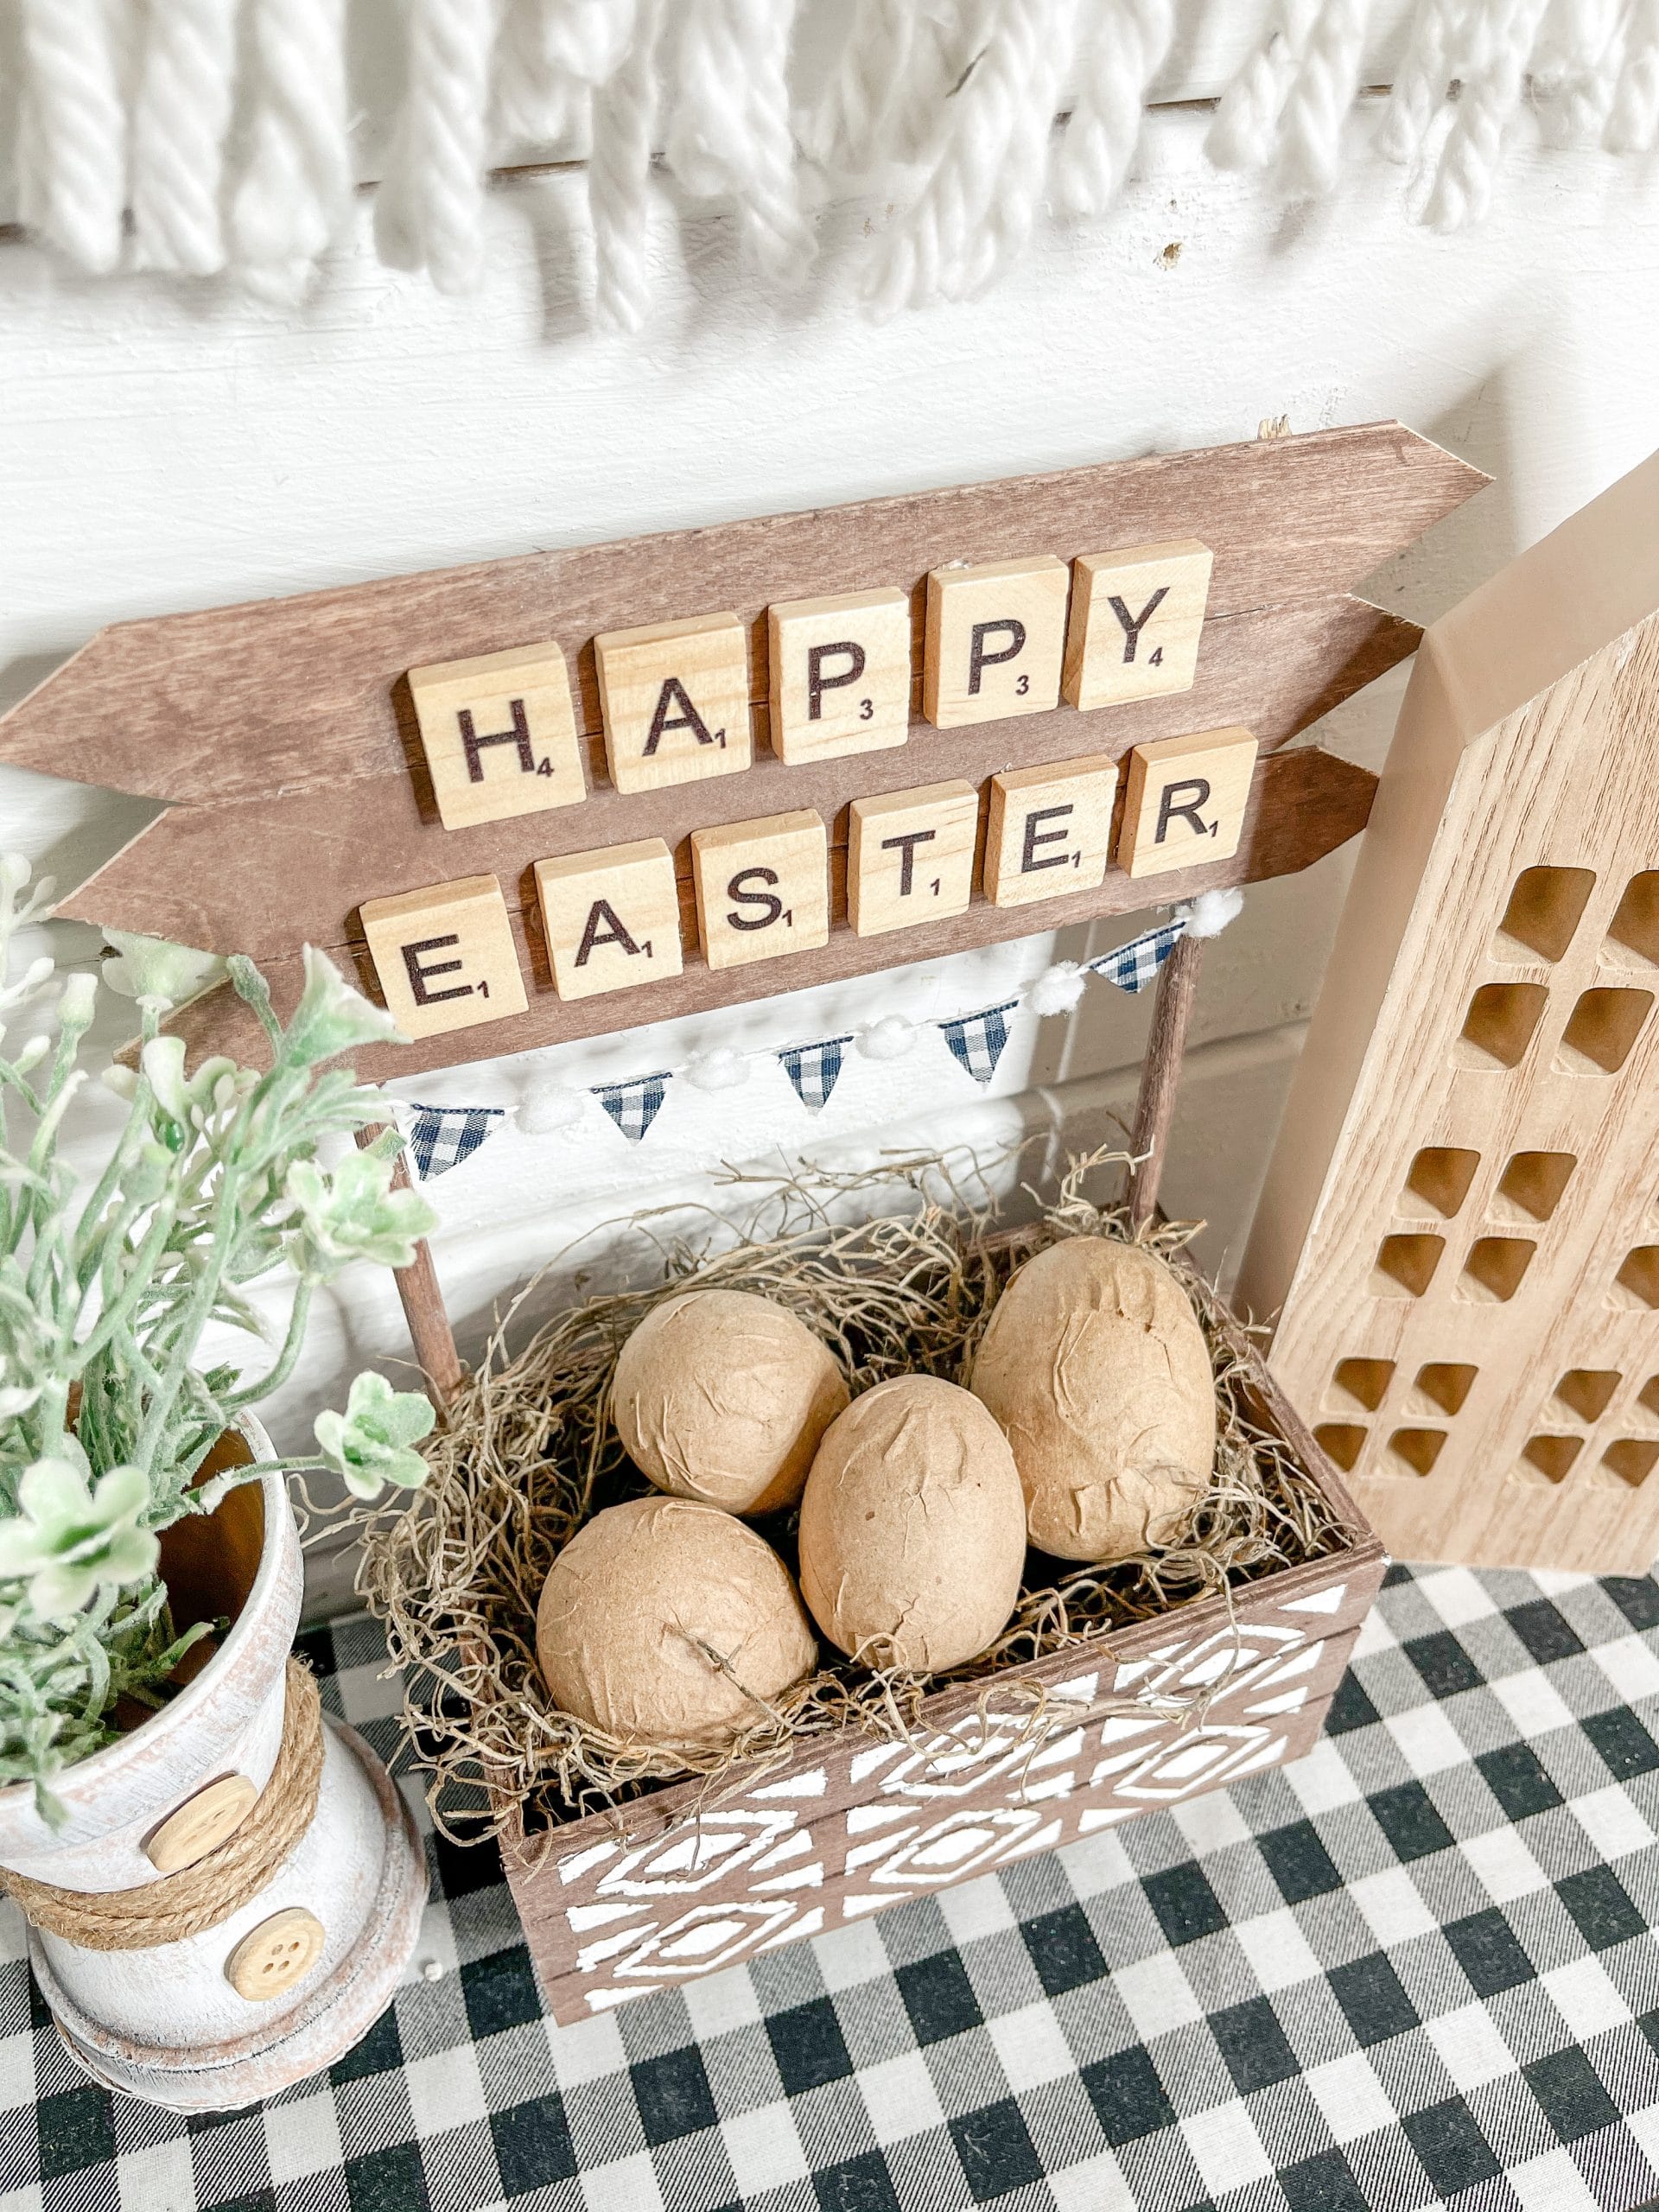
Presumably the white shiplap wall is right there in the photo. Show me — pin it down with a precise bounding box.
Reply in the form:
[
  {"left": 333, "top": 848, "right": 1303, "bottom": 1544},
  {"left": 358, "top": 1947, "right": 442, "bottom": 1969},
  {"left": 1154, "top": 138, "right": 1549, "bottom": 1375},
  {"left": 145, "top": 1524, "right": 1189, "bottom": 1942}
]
[{"left": 4, "top": 35, "right": 1659, "bottom": 1608}]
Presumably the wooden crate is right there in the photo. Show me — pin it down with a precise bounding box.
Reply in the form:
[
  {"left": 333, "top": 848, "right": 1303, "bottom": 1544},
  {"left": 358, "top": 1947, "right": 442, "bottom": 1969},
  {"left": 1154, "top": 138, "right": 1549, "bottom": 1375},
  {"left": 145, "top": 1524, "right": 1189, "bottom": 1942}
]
[{"left": 495, "top": 1356, "right": 1384, "bottom": 2026}]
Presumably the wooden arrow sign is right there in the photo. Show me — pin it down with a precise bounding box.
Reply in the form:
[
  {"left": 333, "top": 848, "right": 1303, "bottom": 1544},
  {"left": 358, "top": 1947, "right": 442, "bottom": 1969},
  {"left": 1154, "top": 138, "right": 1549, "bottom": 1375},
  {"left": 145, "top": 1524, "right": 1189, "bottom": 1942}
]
[{"left": 0, "top": 423, "right": 1485, "bottom": 1081}]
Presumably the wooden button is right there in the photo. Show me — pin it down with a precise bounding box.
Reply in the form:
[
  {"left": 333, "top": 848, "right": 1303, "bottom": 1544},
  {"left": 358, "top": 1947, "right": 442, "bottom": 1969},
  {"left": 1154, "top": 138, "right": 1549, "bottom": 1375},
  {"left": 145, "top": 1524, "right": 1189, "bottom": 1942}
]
[
  {"left": 143, "top": 1773, "right": 258, "bottom": 1873},
  {"left": 225, "top": 1907, "right": 326, "bottom": 2001}
]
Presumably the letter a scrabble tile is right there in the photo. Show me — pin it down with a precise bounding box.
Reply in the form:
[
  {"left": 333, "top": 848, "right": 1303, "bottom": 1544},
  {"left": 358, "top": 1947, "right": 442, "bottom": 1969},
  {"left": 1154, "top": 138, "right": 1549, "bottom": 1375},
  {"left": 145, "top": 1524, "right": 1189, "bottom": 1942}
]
[
  {"left": 594, "top": 613, "right": 752, "bottom": 795},
  {"left": 923, "top": 556, "right": 1069, "bottom": 728},
  {"left": 983, "top": 754, "right": 1120, "bottom": 909},
  {"left": 848, "top": 780, "right": 980, "bottom": 937},
  {"left": 691, "top": 810, "right": 830, "bottom": 971},
  {"left": 360, "top": 875, "right": 529, "bottom": 1039},
  {"left": 1063, "top": 541, "right": 1214, "bottom": 710},
  {"left": 1119, "top": 727, "right": 1259, "bottom": 878},
  {"left": 407, "top": 641, "right": 587, "bottom": 830},
  {"left": 767, "top": 588, "right": 912, "bottom": 764},
  {"left": 533, "top": 837, "right": 684, "bottom": 1000}
]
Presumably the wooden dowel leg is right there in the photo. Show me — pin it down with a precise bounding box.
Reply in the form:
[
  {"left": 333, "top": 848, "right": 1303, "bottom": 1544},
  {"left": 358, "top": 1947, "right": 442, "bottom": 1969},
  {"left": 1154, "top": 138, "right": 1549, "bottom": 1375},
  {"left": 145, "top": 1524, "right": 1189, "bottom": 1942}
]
[
  {"left": 356, "top": 1123, "right": 464, "bottom": 1412},
  {"left": 1126, "top": 933, "right": 1205, "bottom": 1232}
]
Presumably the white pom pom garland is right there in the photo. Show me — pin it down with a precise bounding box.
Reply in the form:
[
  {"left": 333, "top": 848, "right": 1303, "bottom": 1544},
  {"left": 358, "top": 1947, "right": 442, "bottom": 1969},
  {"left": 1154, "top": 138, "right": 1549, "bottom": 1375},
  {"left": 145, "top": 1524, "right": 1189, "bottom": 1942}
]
[
  {"left": 1027, "top": 962, "right": 1087, "bottom": 1016},
  {"left": 1176, "top": 887, "right": 1246, "bottom": 940},
  {"left": 856, "top": 1015, "right": 918, "bottom": 1062},
  {"left": 519, "top": 1085, "right": 587, "bottom": 1135},
  {"left": 684, "top": 1046, "right": 749, "bottom": 1090}
]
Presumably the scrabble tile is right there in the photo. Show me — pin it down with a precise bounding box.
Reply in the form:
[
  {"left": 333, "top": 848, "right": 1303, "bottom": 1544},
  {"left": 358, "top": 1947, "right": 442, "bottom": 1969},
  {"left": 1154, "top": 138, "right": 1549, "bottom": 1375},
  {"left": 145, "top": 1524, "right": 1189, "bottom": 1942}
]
[
  {"left": 691, "top": 810, "right": 830, "bottom": 972},
  {"left": 848, "top": 780, "right": 980, "bottom": 937},
  {"left": 533, "top": 837, "right": 684, "bottom": 1001},
  {"left": 1119, "top": 726, "right": 1259, "bottom": 879},
  {"left": 359, "top": 875, "right": 528, "bottom": 1039},
  {"left": 407, "top": 641, "right": 586, "bottom": 830},
  {"left": 923, "top": 556, "right": 1069, "bottom": 728},
  {"left": 1062, "top": 540, "right": 1214, "bottom": 710},
  {"left": 983, "top": 754, "right": 1120, "bottom": 909},
  {"left": 594, "top": 613, "right": 752, "bottom": 795},
  {"left": 767, "top": 587, "right": 912, "bottom": 764}
]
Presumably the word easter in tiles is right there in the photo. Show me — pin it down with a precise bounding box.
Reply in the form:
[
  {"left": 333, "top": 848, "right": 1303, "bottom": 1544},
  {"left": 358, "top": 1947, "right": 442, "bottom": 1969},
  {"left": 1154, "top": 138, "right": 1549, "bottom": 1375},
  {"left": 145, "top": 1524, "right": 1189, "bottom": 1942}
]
[{"left": 380, "top": 538, "right": 1249, "bottom": 1037}]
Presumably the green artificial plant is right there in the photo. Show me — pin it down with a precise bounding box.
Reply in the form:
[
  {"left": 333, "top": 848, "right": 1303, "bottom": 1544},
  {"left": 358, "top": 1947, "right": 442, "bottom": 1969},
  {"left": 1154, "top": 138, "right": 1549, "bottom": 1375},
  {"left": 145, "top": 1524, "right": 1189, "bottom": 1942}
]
[{"left": 0, "top": 855, "right": 442, "bottom": 1815}]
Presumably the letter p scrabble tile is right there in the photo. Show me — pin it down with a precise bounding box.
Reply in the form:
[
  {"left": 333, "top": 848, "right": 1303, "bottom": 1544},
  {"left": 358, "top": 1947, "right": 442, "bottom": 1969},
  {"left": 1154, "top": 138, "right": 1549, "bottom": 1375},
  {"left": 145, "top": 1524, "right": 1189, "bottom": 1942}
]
[
  {"left": 924, "top": 556, "right": 1069, "bottom": 728},
  {"left": 1119, "top": 726, "right": 1258, "bottom": 878},
  {"left": 848, "top": 780, "right": 980, "bottom": 937},
  {"left": 594, "top": 613, "right": 752, "bottom": 794},
  {"left": 1063, "top": 541, "right": 1213, "bottom": 709},
  {"left": 984, "top": 754, "right": 1119, "bottom": 909},
  {"left": 691, "top": 810, "right": 830, "bottom": 971},
  {"left": 360, "top": 874, "right": 529, "bottom": 1039},
  {"left": 767, "top": 588, "right": 912, "bottom": 764},
  {"left": 533, "top": 837, "right": 684, "bottom": 1001},
  {"left": 408, "top": 641, "right": 587, "bottom": 830}
]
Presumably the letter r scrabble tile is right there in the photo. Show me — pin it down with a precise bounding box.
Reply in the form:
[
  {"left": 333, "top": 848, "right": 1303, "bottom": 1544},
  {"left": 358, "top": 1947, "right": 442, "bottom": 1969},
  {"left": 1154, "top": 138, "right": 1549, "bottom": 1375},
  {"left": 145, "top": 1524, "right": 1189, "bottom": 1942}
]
[
  {"left": 767, "top": 588, "right": 912, "bottom": 764},
  {"left": 924, "top": 557, "right": 1069, "bottom": 728},
  {"left": 983, "top": 754, "right": 1119, "bottom": 909},
  {"left": 533, "top": 837, "right": 684, "bottom": 1001},
  {"left": 691, "top": 810, "right": 830, "bottom": 971},
  {"left": 594, "top": 614, "right": 752, "bottom": 795},
  {"left": 848, "top": 780, "right": 980, "bottom": 937},
  {"left": 407, "top": 641, "right": 587, "bottom": 830},
  {"left": 1063, "top": 541, "right": 1214, "bottom": 710},
  {"left": 359, "top": 875, "right": 529, "bottom": 1039},
  {"left": 1119, "top": 726, "right": 1258, "bottom": 878}
]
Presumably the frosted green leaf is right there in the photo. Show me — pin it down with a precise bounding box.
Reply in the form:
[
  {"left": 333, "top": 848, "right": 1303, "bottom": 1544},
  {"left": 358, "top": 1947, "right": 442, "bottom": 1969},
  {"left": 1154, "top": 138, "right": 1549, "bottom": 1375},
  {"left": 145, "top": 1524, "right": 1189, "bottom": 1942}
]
[{"left": 314, "top": 1372, "right": 435, "bottom": 1500}]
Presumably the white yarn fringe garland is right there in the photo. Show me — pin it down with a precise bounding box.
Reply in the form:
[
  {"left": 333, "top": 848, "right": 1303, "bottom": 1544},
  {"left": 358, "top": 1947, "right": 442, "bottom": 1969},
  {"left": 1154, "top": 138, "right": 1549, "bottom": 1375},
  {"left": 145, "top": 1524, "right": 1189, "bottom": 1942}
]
[{"left": 8, "top": 0, "right": 1656, "bottom": 316}]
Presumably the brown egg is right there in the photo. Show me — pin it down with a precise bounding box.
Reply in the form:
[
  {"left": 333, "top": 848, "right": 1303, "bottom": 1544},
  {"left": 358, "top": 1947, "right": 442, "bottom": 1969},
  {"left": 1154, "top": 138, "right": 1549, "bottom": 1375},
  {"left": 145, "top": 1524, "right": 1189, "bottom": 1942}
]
[
  {"left": 970, "top": 1236, "right": 1216, "bottom": 1561},
  {"left": 536, "top": 1497, "right": 817, "bottom": 1745},
  {"left": 612, "top": 1289, "right": 849, "bottom": 1515},
  {"left": 797, "top": 1376, "right": 1027, "bottom": 1672}
]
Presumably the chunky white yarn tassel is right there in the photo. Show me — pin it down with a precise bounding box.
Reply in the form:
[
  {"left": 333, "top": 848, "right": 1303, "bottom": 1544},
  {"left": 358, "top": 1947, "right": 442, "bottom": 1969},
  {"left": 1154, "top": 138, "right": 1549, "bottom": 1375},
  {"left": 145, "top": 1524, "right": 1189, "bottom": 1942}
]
[
  {"left": 1052, "top": 0, "right": 1177, "bottom": 219},
  {"left": 15, "top": 0, "right": 128, "bottom": 275},
  {"left": 864, "top": 0, "right": 1080, "bottom": 315},
  {"left": 1422, "top": 0, "right": 1554, "bottom": 230},
  {"left": 1531, "top": 0, "right": 1623, "bottom": 142},
  {"left": 664, "top": 0, "right": 812, "bottom": 284},
  {"left": 1275, "top": 0, "right": 1371, "bottom": 194},
  {"left": 1377, "top": 0, "right": 1461, "bottom": 163},
  {"left": 230, "top": 0, "right": 352, "bottom": 304},
  {"left": 130, "top": 0, "right": 238, "bottom": 276},
  {"left": 1205, "top": 0, "right": 1323, "bottom": 171},
  {"left": 495, "top": 0, "right": 638, "bottom": 149},
  {"left": 375, "top": 0, "right": 499, "bottom": 296},
  {"left": 1607, "top": 0, "right": 1659, "bottom": 148},
  {"left": 802, "top": 0, "right": 978, "bottom": 174},
  {"left": 588, "top": 0, "right": 664, "bottom": 331}
]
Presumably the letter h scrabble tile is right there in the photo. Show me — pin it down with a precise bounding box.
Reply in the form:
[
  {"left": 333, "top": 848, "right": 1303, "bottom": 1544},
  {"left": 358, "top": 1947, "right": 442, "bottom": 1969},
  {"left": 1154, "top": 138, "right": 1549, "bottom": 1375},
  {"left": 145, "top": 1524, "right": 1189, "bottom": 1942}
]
[
  {"left": 408, "top": 642, "right": 587, "bottom": 830},
  {"left": 359, "top": 875, "right": 530, "bottom": 1039}
]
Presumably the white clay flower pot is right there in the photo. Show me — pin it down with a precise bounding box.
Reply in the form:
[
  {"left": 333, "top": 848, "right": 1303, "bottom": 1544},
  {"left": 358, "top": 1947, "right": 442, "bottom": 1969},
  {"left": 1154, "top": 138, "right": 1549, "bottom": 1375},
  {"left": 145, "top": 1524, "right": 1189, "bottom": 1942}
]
[{"left": 0, "top": 1420, "right": 428, "bottom": 2111}]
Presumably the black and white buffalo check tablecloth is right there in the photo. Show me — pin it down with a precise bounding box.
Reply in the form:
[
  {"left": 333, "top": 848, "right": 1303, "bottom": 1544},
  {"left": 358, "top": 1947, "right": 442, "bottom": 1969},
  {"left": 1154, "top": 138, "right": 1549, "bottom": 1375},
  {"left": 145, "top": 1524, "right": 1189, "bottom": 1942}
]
[{"left": 7, "top": 1561, "right": 1659, "bottom": 2212}]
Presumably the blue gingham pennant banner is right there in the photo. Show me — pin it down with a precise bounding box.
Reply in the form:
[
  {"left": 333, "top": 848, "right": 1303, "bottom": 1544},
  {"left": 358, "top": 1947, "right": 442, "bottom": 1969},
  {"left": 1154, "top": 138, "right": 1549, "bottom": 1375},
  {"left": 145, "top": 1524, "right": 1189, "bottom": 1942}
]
[
  {"left": 938, "top": 999, "right": 1020, "bottom": 1086},
  {"left": 592, "top": 1071, "right": 671, "bottom": 1142},
  {"left": 403, "top": 1103, "right": 506, "bottom": 1180},
  {"left": 1087, "top": 917, "right": 1185, "bottom": 994},
  {"left": 777, "top": 1034, "right": 852, "bottom": 1114}
]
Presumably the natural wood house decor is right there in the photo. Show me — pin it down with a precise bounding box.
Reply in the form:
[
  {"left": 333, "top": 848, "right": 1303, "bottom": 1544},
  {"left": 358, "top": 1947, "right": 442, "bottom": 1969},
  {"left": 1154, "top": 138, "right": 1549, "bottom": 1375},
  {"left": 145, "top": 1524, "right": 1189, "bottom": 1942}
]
[{"left": 1241, "top": 447, "right": 1659, "bottom": 1577}]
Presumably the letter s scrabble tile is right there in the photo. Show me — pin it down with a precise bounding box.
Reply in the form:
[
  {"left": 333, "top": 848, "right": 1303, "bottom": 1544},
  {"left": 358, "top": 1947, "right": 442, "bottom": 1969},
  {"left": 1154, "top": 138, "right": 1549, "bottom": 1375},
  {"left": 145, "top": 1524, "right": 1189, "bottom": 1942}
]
[
  {"left": 1063, "top": 541, "right": 1213, "bottom": 709},
  {"left": 848, "top": 780, "right": 980, "bottom": 936},
  {"left": 923, "top": 556, "right": 1069, "bottom": 728},
  {"left": 594, "top": 614, "right": 752, "bottom": 794},
  {"left": 360, "top": 875, "right": 529, "bottom": 1039},
  {"left": 691, "top": 810, "right": 830, "bottom": 971},
  {"left": 767, "top": 588, "right": 912, "bottom": 764},
  {"left": 983, "top": 754, "right": 1119, "bottom": 909},
  {"left": 533, "top": 838, "right": 684, "bottom": 1000},
  {"left": 1119, "top": 727, "right": 1258, "bottom": 878},
  {"left": 407, "top": 641, "right": 587, "bottom": 830}
]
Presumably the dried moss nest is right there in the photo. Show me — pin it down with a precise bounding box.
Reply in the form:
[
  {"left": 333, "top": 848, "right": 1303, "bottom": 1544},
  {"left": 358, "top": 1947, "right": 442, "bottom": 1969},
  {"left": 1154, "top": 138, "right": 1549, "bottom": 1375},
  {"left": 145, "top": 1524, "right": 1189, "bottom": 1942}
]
[{"left": 356, "top": 1152, "right": 1356, "bottom": 1844}]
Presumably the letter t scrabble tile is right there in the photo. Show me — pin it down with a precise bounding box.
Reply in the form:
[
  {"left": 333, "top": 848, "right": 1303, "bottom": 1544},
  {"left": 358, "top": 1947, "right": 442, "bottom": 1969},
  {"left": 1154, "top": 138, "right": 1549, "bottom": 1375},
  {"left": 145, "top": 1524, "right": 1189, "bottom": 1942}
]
[
  {"left": 1118, "top": 726, "right": 1259, "bottom": 878},
  {"left": 848, "top": 780, "right": 980, "bottom": 936},
  {"left": 359, "top": 874, "right": 529, "bottom": 1039},
  {"left": 407, "top": 641, "right": 587, "bottom": 830},
  {"left": 691, "top": 810, "right": 830, "bottom": 971},
  {"left": 533, "top": 837, "right": 684, "bottom": 1001}
]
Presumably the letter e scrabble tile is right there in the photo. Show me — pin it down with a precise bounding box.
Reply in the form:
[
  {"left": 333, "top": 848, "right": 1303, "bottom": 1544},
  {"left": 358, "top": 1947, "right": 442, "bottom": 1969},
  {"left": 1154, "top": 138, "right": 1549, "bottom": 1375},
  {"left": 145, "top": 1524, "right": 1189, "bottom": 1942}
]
[
  {"left": 533, "top": 838, "right": 684, "bottom": 1001},
  {"left": 1119, "top": 727, "right": 1258, "bottom": 879},
  {"left": 594, "top": 614, "right": 752, "bottom": 795},
  {"left": 983, "top": 754, "right": 1119, "bottom": 909},
  {"left": 848, "top": 780, "right": 980, "bottom": 937},
  {"left": 407, "top": 641, "right": 586, "bottom": 830},
  {"left": 691, "top": 810, "right": 830, "bottom": 971},
  {"left": 1063, "top": 541, "right": 1213, "bottom": 710},
  {"left": 360, "top": 875, "right": 529, "bottom": 1039},
  {"left": 924, "top": 556, "right": 1069, "bottom": 728},
  {"left": 768, "top": 588, "right": 912, "bottom": 764}
]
